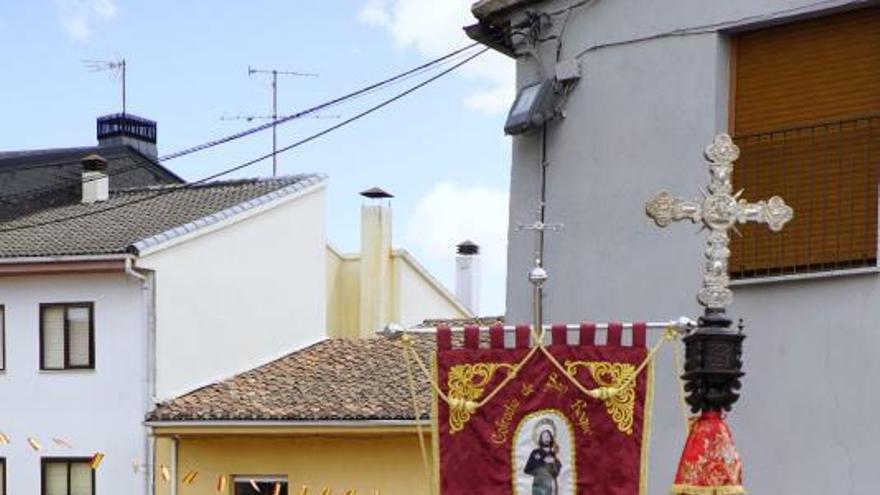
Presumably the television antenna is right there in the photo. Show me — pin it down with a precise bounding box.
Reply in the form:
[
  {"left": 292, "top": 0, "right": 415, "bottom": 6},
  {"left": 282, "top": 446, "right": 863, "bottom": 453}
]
[
  {"left": 83, "top": 58, "right": 127, "bottom": 114},
  {"left": 222, "top": 66, "right": 324, "bottom": 176}
]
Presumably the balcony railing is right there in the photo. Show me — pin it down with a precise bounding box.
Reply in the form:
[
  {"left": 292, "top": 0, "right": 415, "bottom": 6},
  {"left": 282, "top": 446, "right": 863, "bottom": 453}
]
[{"left": 731, "top": 114, "right": 880, "bottom": 279}]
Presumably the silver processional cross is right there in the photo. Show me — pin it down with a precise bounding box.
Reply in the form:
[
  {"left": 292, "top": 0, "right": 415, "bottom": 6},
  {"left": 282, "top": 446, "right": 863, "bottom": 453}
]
[
  {"left": 516, "top": 208, "right": 564, "bottom": 336},
  {"left": 645, "top": 134, "right": 794, "bottom": 310}
]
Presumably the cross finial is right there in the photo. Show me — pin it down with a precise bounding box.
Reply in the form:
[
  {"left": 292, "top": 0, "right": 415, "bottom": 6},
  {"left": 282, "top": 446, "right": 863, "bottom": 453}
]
[
  {"left": 645, "top": 133, "right": 793, "bottom": 310},
  {"left": 515, "top": 205, "right": 564, "bottom": 338}
]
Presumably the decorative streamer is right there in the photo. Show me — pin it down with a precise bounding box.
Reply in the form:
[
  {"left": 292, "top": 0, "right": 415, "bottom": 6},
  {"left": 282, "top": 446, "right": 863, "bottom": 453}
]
[
  {"left": 183, "top": 470, "right": 199, "bottom": 485},
  {"left": 27, "top": 437, "right": 42, "bottom": 451},
  {"left": 52, "top": 438, "right": 73, "bottom": 449},
  {"left": 216, "top": 475, "right": 228, "bottom": 493},
  {"left": 90, "top": 453, "right": 104, "bottom": 470}
]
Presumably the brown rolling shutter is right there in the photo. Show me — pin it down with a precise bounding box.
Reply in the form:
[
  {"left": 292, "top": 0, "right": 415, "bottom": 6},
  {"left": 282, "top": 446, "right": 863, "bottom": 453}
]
[{"left": 730, "top": 7, "right": 880, "bottom": 277}]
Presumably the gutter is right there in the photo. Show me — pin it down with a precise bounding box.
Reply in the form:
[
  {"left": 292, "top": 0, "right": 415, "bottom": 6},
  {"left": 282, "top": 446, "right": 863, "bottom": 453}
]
[{"left": 145, "top": 419, "right": 428, "bottom": 428}]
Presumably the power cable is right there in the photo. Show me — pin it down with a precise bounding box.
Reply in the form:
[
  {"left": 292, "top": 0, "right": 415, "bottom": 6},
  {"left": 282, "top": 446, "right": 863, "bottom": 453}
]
[
  {"left": 0, "top": 48, "right": 489, "bottom": 235},
  {"left": 0, "top": 43, "right": 485, "bottom": 204}
]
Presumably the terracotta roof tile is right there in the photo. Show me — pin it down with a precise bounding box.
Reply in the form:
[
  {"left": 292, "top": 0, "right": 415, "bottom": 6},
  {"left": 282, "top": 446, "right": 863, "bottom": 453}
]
[{"left": 149, "top": 334, "right": 438, "bottom": 422}]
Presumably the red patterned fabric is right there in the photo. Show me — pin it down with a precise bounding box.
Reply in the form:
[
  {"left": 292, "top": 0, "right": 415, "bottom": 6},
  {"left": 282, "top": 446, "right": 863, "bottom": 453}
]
[
  {"left": 671, "top": 411, "right": 745, "bottom": 495},
  {"left": 436, "top": 325, "right": 651, "bottom": 495}
]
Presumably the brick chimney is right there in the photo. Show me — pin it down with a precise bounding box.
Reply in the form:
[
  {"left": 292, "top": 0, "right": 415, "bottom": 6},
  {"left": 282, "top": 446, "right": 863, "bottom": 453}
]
[{"left": 81, "top": 154, "right": 109, "bottom": 204}]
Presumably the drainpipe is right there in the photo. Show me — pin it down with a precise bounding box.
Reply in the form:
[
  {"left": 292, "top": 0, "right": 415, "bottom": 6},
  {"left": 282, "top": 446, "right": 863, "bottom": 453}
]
[
  {"left": 125, "top": 257, "right": 148, "bottom": 282},
  {"left": 170, "top": 437, "right": 179, "bottom": 495}
]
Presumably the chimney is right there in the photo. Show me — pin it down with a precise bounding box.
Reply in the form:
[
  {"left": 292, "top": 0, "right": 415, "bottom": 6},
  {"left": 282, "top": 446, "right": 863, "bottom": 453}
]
[
  {"left": 97, "top": 113, "right": 158, "bottom": 160},
  {"left": 455, "top": 240, "right": 481, "bottom": 315},
  {"left": 358, "top": 187, "right": 394, "bottom": 336},
  {"left": 81, "top": 154, "right": 109, "bottom": 204}
]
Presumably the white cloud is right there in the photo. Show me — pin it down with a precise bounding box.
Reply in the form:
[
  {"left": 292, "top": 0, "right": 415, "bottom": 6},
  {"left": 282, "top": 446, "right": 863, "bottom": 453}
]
[
  {"left": 405, "top": 182, "right": 509, "bottom": 314},
  {"left": 55, "top": 0, "right": 118, "bottom": 41},
  {"left": 358, "top": 0, "right": 514, "bottom": 115}
]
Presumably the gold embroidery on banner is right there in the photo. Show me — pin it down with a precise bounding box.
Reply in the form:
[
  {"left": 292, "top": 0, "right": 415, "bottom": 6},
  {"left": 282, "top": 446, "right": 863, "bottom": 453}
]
[
  {"left": 447, "top": 363, "right": 515, "bottom": 433},
  {"left": 565, "top": 360, "right": 637, "bottom": 435}
]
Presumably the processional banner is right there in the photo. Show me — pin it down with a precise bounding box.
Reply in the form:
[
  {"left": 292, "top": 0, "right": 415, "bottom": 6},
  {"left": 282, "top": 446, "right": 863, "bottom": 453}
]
[{"left": 435, "top": 323, "right": 653, "bottom": 495}]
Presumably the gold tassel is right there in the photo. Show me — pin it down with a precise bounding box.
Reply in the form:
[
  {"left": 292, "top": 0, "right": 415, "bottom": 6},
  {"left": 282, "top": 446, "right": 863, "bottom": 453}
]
[
  {"left": 216, "top": 475, "right": 228, "bottom": 493},
  {"left": 27, "top": 437, "right": 42, "bottom": 451},
  {"left": 90, "top": 453, "right": 104, "bottom": 470},
  {"left": 160, "top": 465, "right": 171, "bottom": 482}
]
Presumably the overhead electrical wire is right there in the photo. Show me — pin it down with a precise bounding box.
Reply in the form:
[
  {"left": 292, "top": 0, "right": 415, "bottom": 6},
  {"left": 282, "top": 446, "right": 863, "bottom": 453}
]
[
  {"left": 0, "top": 48, "right": 490, "bottom": 234},
  {"left": 0, "top": 43, "right": 485, "bottom": 205}
]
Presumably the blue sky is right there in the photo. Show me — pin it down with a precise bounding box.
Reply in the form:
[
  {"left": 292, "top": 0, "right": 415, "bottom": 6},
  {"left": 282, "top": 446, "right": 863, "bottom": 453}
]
[{"left": 0, "top": 0, "right": 513, "bottom": 315}]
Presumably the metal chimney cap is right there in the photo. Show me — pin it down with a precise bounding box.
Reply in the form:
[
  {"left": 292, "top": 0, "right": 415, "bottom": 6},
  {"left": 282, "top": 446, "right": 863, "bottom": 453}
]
[
  {"left": 457, "top": 240, "right": 480, "bottom": 255},
  {"left": 81, "top": 154, "right": 108, "bottom": 171},
  {"left": 359, "top": 187, "right": 394, "bottom": 199}
]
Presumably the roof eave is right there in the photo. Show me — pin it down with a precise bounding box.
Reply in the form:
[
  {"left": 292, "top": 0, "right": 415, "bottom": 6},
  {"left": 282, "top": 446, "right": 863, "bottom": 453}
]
[{"left": 146, "top": 419, "right": 429, "bottom": 436}]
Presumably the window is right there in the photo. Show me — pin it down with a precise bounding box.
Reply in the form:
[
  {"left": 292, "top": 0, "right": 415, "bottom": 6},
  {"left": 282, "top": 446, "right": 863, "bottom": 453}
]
[
  {"left": 729, "top": 7, "right": 880, "bottom": 279},
  {"left": 40, "top": 303, "right": 94, "bottom": 370},
  {"left": 0, "top": 306, "right": 5, "bottom": 371},
  {"left": 233, "top": 476, "right": 288, "bottom": 495},
  {"left": 0, "top": 458, "right": 5, "bottom": 495},
  {"left": 42, "top": 458, "right": 94, "bottom": 495}
]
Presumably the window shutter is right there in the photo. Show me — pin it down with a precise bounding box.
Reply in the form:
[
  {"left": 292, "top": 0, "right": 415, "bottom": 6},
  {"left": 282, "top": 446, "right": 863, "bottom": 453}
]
[
  {"left": 42, "top": 307, "right": 66, "bottom": 369},
  {"left": 44, "top": 462, "right": 68, "bottom": 495},
  {"left": 69, "top": 462, "right": 93, "bottom": 495},
  {"left": 67, "top": 307, "right": 91, "bottom": 367},
  {"left": 730, "top": 7, "right": 880, "bottom": 276}
]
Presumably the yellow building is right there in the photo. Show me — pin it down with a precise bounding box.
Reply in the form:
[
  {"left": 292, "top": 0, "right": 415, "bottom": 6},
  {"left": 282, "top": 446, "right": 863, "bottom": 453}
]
[
  {"left": 148, "top": 334, "right": 438, "bottom": 495},
  {"left": 326, "top": 189, "right": 472, "bottom": 339}
]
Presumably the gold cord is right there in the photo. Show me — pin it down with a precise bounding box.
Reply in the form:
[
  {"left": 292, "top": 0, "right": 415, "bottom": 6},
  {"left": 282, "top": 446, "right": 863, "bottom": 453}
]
[{"left": 402, "top": 344, "right": 436, "bottom": 495}]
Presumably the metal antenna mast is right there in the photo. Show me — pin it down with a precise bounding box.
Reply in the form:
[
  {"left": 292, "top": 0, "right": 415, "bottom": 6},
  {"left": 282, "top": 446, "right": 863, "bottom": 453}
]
[
  {"left": 84, "top": 58, "right": 126, "bottom": 114},
  {"left": 224, "top": 67, "right": 319, "bottom": 176}
]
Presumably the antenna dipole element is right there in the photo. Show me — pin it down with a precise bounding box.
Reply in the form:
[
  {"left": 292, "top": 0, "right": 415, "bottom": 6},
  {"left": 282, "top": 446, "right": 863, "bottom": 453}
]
[
  {"left": 83, "top": 58, "right": 126, "bottom": 114},
  {"left": 245, "top": 66, "right": 319, "bottom": 176}
]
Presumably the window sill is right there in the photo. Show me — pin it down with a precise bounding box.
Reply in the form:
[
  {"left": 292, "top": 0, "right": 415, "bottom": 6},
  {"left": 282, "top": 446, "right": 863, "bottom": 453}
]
[{"left": 730, "top": 266, "right": 880, "bottom": 287}]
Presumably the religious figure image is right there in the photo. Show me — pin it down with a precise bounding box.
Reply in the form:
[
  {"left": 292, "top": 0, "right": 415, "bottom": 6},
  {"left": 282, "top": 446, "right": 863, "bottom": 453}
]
[
  {"left": 513, "top": 411, "right": 574, "bottom": 495},
  {"left": 524, "top": 419, "right": 562, "bottom": 495}
]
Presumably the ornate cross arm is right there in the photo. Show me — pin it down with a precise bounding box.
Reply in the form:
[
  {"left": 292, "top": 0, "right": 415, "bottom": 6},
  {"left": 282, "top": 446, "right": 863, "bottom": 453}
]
[{"left": 644, "top": 134, "right": 793, "bottom": 310}]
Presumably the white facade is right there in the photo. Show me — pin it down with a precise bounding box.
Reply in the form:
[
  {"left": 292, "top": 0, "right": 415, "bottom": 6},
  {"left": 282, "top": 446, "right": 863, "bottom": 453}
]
[
  {"left": 0, "top": 181, "right": 328, "bottom": 494},
  {"left": 491, "top": 0, "right": 878, "bottom": 493},
  {"left": 0, "top": 272, "right": 150, "bottom": 495},
  {"left": 141, "top": 185, "right": 327, "bottom": 400}
]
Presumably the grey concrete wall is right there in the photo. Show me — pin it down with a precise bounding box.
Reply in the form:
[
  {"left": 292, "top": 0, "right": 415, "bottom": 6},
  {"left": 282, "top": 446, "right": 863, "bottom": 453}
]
[{"left": 502, "top": 0, "right": 877, "bottom": 493}]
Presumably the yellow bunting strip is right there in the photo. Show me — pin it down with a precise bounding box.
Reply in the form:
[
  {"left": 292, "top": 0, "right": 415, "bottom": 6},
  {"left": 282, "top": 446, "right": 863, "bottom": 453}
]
[
  {"left": 183, "top": 470, "right": 199, "bottom": 485},
  {"left": 90, "top": 453, "right": 104, "bottom": 470},
  {"left": 217, "top": 475, "right": 228, "bottom": 493},
  {"left": 27, "top": 437, "right": 42, "bottom": 451}
]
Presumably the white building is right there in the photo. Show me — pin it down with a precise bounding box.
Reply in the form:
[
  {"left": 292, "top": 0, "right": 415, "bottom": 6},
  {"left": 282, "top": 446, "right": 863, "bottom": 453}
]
[
  {"left": 0, "top": 159, "right": 475, "bottom": 495},
  {"left": 470, "top": 0, "right": 879, "bottom": 493}
]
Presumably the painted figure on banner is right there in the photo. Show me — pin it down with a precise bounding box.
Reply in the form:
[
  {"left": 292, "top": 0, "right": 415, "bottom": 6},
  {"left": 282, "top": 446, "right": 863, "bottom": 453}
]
[{"left": 514, "top": 411, "right": 575, "bottom": 495}]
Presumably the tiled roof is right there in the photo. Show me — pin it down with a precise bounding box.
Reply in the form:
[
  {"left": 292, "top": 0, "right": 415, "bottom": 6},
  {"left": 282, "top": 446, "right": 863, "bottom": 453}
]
[
  {"left": 149, "top": 334, "right": 436, "bottom": 422},
  {"left": 0, "top": 174, "right": 325, "bottom": 258},
  {"left": 418, "top": 316, "right": 505, "bottom": 328},
  {"left": 0, "top": 145, "right": 182, "bottom": 221}
]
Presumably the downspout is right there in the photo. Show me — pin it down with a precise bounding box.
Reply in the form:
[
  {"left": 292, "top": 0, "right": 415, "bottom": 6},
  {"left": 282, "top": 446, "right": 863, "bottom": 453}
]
[
  {"left": 125, "top": 256, "right": 148, "bottom": 282},
  {"left": 170, "top": 436, "right": 179, "bottom": 495}
]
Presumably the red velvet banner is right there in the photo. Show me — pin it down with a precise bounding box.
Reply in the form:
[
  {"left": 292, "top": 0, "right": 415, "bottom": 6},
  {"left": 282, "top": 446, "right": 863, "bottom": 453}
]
[{"left": 435, "top": 323, "right": 652, "bottom": 495}]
